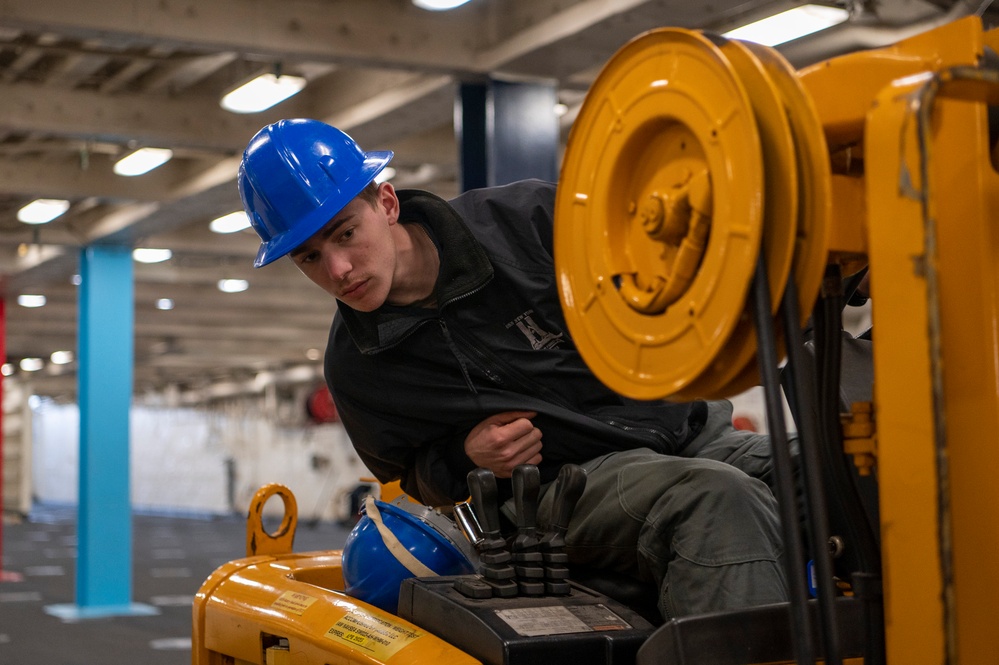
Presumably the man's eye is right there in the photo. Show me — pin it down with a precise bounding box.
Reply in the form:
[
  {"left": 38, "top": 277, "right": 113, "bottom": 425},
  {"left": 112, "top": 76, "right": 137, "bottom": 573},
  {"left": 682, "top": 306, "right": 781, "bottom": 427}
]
[{"left": 339, "top": 228, "right": 354, "bottom": 242}]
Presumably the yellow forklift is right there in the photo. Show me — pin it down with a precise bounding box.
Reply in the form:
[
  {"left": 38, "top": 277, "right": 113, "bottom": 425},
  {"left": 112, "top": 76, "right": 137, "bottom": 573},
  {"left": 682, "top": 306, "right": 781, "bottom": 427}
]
[{"left": 192, "top": 15, "right": 999, "bottom": 664}]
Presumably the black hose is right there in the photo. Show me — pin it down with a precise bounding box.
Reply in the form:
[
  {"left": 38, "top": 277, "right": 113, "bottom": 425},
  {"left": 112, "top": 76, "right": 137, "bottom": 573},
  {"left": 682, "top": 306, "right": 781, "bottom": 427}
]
[
  {"left": 782, "top": 277, "right": 842, "bottom": 665},
  {"left": 750, "top": 255, "right": 815, "bottom": 665},
  {"left": 813, "top": 264, "right": 885, "bottom": 665}
]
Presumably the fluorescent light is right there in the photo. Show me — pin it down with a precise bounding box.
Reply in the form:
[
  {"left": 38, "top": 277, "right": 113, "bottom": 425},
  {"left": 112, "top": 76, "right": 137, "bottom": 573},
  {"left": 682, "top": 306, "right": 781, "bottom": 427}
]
[
  {"left": 133, "top": 248, "right": 173, "bottom": 264},
  {"left": 50, "top": 350, "right": 74, "bottom": 365},
  {"left": 210, "top": 211, "right": 252, "bottom": 234},
  {"left": 71, "top": 274, "right": 82, "bottom": 286},
  {"left": 156, "top": 298, "right": 175, "bottom": 310},
  {"left": 1, "top": 363, "right": 13, "bottom": 377},
  {"left": 19, "top": 358, "right": 43, "bottom": 372},
  {"left": 305, "top": 348, "right": 322, "bottom": 361},
  {"left": 218, "top": 278, "right": 249, "bottom": 293},
  {"left": 17, "top": 294, "right": 46, "bottom": 308},
  {"left": 413, "top": 0, "right": 472, "bottom": 9},
  {"left": 375, "top": 167, "right": 397, "bottom": 184},
  {"left": 723, "top": 4, "right": 849, "bottom": 46},
  {"left": 113, "top": 147, "right": 173, "bottom": 176},
  {"left": 220, "top": 73, "right": 306, "bottom": 114},
  {"left": 18, "top": 199, "right": 70, "bottom": 224}
]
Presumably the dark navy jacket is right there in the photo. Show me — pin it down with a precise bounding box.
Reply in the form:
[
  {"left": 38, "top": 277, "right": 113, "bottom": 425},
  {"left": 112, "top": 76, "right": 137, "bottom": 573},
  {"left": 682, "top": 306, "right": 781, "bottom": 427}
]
[{"left": 326, "top": 179, "right": 705, "bottom": 506}]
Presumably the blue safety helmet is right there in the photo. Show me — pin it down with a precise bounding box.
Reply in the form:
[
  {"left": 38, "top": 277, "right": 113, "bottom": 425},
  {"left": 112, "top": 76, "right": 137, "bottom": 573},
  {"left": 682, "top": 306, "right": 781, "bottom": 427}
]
[
  {"left": 342, "top": 496, "right": 477, "bottom": 613},
  {"left": 237, "top": 119, "right": 393, "bottom": 268}
]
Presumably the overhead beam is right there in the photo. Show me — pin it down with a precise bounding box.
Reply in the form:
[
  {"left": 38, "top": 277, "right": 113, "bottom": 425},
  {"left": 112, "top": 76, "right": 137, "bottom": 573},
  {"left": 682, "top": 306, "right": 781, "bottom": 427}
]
[
  {"left": 0, "top": 0, "right": 661, "bottom": 78},
  {"left": 0, "top": 80, "right": 276, "bottom": 151}
]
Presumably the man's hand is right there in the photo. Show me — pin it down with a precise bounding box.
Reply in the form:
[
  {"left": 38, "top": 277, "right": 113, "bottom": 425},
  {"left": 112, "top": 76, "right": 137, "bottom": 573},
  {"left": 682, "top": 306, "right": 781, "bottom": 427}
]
[{"left": 464, "top": 411, "right": 542, "bottom": 478}]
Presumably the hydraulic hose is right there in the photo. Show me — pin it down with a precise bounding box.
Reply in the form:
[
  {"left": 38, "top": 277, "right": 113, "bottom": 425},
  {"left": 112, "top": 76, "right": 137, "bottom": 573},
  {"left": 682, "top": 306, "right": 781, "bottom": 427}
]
[
  {"left": 781, "top": 277, "right": 842, "bottom": 665},
  {"left": 750, "top": 254, "right": 814, "bottom": 665},
  {"left": 813, "top": 264, "right": 885, "bottom": 665}
]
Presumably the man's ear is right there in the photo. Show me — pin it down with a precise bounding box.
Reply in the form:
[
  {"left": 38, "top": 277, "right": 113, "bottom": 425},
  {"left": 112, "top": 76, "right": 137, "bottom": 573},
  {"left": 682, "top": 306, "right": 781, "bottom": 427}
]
[{"left": 378, "top": 182, "right": 400, "bottom": 225}]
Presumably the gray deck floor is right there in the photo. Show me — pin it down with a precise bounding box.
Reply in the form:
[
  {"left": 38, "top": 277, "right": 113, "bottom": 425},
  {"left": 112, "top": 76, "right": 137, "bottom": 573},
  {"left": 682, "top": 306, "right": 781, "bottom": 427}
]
[{"left": 0, "top": 505, "right": 352, "bottom": 664}]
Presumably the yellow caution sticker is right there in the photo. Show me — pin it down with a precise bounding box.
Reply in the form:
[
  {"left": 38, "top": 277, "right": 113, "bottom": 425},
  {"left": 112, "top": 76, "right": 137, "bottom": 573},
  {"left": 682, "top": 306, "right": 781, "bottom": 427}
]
[
  {"left": 271, "top": 590, "right": 317, "bottom": 616},
  {"left": 324, "top": 609, "right": 424, "bottom": 660}
]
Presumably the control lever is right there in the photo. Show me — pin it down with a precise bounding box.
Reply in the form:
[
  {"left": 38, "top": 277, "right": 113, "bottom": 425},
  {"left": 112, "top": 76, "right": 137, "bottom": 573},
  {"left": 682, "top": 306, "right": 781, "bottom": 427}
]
[
  {"left": 539, "top": 464, "right": 587, "bottom": 595},
  {"left": 465, "top": 468, "right": 518, "bottom": 598},
  {"left": 511, "top": 464, "right": 545, "bottom": 596},
  {"left": 452, "top": 501, "right": 484, "bottom": 550}
]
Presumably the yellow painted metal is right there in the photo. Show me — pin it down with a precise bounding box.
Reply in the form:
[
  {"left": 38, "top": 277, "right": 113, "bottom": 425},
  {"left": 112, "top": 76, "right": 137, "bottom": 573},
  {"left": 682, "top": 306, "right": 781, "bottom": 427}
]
[
  {"left": 695, "top": 39, "right": 834, "bottom": 399},
  {"left": 856, "top": 30, "right": 999, "bottom": 663},
  {"left": 555, "top": 27, "right": 764, "bottom": 400},
  {"left": 826, "top": 174, "right": 867, "bottom": 259},
  {"left": 896, "top": 67, "right": 999, "bottom": 665},
  {"left": 192, "top": 550, "right": 479, "bottom": 664},
  {"left": 671, "top": 36, "right": 798, "bottom": 401},
  {"left": 193, "top": 483, "right": 480, "bottom": 664},
  {"left": 742, "top": 40, "right": 831, "bottom": 329},
  {"left": 840, "top": 401, "right": 876, "bottom": 476},
  {"left": 247, "top": 483, "right": 298, "bottom": 557},
  {"left": 798, "top": 16, "right": 985, "bottom": 150}
]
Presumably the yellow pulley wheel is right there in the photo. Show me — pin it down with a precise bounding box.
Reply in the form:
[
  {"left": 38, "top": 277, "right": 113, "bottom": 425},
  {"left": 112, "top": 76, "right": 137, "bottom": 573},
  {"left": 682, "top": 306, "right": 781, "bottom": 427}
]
[
  {"left": 672, "top": 36, "right": 799, "bottom": 401},
  {"left": 698, "top": 42, "right": 834, "bottom": 398},
  {"left": 555, "top": 28, "right": 765, "bottom": 400},
  {"left": 744, "top": 40, "right": 832, "bottom": 326}
]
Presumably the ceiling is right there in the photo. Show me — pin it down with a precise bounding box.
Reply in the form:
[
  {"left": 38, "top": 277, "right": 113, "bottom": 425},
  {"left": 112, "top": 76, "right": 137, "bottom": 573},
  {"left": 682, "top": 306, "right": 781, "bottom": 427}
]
[{"left": 0, "top": 0, "right": 988, "bottom": 406}]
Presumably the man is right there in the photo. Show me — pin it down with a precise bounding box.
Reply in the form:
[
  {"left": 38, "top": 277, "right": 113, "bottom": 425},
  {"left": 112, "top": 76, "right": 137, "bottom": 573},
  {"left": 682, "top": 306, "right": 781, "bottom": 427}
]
[{"left": 238, "top": 118, "right": 787, "bottom": 620}]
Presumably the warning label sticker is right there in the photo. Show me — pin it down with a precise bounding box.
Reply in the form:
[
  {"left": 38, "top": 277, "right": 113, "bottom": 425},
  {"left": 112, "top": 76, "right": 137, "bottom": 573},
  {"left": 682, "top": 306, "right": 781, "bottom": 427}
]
[
  {"left": 495, "top": 604, "right": 632, "bottom": 637},
  {"left": 324, "top": 610, "right": 425, "bottom": 660},
  {"left": 271, "top": 591, "right": 317, "bottom": 616}
]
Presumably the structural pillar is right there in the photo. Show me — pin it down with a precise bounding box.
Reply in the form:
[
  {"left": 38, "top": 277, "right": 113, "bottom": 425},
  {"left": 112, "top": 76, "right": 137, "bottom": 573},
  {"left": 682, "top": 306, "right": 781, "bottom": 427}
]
[
  {"left": 0, "top": 297, "right": 18, "bottom": 583},
  {"left": 456, "top": 79, "right": 559, "bottom": 192},
  {"left": 45, "top": 245, "right": 156, "bottom": 619}
]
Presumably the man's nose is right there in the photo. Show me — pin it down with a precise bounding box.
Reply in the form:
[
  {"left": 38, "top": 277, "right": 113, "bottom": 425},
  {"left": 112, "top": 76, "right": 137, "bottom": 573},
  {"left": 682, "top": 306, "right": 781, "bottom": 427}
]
[{"left": 322, "top": 249, "right": 351, "bottom": 282}]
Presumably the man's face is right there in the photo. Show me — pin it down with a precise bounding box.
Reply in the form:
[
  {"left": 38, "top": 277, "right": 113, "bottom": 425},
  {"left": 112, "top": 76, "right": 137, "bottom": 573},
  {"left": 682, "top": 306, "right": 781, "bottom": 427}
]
[{"left": 289, "top": 184, "right": 400, "bottom": 312}]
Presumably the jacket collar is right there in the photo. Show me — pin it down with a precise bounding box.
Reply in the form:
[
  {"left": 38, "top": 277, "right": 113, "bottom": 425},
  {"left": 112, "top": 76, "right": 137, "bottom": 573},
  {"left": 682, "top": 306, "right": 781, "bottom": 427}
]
[{"left": 336, "top": 189, "right": 494, "bottom": 353}]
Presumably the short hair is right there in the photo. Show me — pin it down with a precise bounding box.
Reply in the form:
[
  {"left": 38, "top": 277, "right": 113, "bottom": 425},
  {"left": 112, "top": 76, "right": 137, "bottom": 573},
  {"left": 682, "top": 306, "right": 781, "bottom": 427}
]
[{"left": 356, "top": 180, "right": 380, "bottom": 209}]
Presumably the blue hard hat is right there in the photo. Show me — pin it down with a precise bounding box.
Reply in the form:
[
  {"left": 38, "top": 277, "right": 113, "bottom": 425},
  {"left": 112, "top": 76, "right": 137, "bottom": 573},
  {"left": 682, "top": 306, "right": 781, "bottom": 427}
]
[
  {"left": 237, "top": 119, "right": 393, "bottom": 268},
  {"left": 342, "top": 497, "right": 477, "bottom": 613}
]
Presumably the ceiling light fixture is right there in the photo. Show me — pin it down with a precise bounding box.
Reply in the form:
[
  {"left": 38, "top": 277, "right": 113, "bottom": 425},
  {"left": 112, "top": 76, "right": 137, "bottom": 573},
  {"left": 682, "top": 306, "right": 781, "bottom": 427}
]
[
  {"left": 412, "top": 0, "right": 473, "bottom": 10},
  {"left": 1, "top": 363, "right": 13, "bottom": 377},
  {"left": 375, "top": 167, "right": 397, "bottom": 184},
  {"left": 50, "top": 350, "right": 74, "bottom": 365},
  {"left": 17, "top": 294, "right": 46, "bottom": 308},
  {"left": 113, "top": 147, "right": 174, "bottom": 176},
  {"left": 17, "top": 199, "right": 70, "bottom": 224},
  {"left": 220, "top": 73, "right": 306, "bottom": 114},
  {"left": 132, "top": 248, "right": 173, "bottom": 264},
  {"left": 19, "top": 358, "right": 44, "bottom": 372},
  {"left": 156, "top": 298, "right": 175, "bottom": 311},
  {"left": 722, "top": 4, "right": 849, "bottom": 46},
  {"left": 218, "top": 278, "right": 249, "bottom": 293},
  {"left": 210, "top": 211, "right": 252, "bottom": 234}
]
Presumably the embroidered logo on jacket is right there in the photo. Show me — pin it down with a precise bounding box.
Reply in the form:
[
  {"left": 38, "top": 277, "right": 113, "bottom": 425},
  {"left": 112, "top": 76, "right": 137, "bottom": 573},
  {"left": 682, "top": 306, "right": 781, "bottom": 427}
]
[{"left": 507, "top": 310, "right": 564, "bottom": 350}]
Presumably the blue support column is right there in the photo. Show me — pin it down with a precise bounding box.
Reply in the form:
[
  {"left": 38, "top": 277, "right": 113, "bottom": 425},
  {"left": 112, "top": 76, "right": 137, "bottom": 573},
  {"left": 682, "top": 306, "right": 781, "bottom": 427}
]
[
  {"left": 456, "top": 79, "right": 559, "bottom": 192},
  {"left": 45, "top": 245, "right": 157, "bottom": 620}
]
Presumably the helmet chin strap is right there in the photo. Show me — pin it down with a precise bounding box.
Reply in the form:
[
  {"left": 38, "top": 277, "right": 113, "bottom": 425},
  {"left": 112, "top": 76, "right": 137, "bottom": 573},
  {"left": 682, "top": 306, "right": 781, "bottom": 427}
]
[{"left": 364, "top": 495, "right": 439, "bottom": 577}]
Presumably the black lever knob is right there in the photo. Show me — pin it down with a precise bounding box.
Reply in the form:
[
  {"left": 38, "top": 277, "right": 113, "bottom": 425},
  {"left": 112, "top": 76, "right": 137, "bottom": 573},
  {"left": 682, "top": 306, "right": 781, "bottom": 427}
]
[
  {"left": 540, "top": 463, "right": 587, "bottom": 552},
  {"left": 512, "top": 464, "right": 541, "bottom": 550},
  {"left": 467, "top": 467, "right": 504, "bottom": 550}
]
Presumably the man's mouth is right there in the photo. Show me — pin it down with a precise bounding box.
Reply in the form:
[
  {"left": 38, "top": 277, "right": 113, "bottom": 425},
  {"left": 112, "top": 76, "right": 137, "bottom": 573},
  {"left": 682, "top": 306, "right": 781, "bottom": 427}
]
[{"left": 340, "top": 279, "right": 366, "bottom": 299}]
